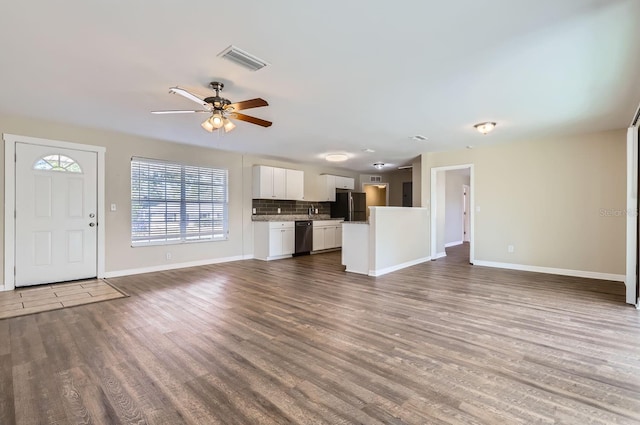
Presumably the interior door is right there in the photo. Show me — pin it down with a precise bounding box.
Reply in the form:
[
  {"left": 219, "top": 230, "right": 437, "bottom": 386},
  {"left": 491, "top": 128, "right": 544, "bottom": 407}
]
[
  {"left": 402, "top": 182, "right": 413, "bottom": 207},
  {"left": 463, "top": 184, "right": 471, "bottom": 242},
  {"left": 15, "top": 143, "right": 98, "bottom": 286}
]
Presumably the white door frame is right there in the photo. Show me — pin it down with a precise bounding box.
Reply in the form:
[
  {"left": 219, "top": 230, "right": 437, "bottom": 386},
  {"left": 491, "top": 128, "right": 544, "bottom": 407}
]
[
  {"left": 463, "top": 184, "right": 471, "bottom": 243},
  {"left": 430, "top": 164, "right": 475, "bottom": 263},
  {"left": 626, "top": 124, "right": 639, "bottom": 306},
  {"left": 3, "top": 134, "right": 106, "bottom": 291}
]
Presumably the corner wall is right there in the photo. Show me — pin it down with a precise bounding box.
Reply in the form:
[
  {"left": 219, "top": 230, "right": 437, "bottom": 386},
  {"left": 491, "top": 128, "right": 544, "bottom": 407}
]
[{"left": 422, "top": 129, "right": 627, "bottom": 278}]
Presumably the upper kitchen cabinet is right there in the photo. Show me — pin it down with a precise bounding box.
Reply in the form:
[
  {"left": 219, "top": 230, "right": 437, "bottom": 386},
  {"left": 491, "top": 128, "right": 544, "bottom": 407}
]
[
  {"left": 317, "top": 174, "right": 356, "bottom": 201},
  {"left": 253, "top": 165, "right": 304, "bottom": 200},
  {"left": 318, "top": 174, "right": 336, "bottom": 202},
  {"left": 335, "top": 176, "right": 355, "bottom": 190},
  {"left": 286, "top": 169, "right": 304, "bottom": 200}
]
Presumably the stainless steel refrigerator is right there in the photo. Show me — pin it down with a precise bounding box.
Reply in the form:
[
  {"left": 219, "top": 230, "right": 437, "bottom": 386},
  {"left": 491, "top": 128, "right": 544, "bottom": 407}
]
[{"left": 330, "top": 192, "right": 367, "bottom": 221}]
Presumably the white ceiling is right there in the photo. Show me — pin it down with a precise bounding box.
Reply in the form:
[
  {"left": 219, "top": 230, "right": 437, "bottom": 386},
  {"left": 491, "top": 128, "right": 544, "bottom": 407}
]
[{"left": 1, "top": 0, "right": 639, "bottom": 172}]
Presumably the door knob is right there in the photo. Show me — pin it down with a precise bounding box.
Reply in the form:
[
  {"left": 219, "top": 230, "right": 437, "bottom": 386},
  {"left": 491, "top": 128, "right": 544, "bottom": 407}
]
[{"left": 89, "top": 223, "right": 96, "bottom": 227}]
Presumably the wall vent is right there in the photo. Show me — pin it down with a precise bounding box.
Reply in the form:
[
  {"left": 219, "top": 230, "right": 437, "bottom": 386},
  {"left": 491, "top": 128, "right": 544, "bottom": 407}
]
[
  {"left": 370, "top": 176, "right": 382, "bottom": 182},
  {"left": 218, "top": 45, "right": 269, "bottom": 71}
]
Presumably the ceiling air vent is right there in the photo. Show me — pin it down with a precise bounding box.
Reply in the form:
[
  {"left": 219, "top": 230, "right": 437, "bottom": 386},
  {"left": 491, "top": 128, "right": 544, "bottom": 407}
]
[
  {"left": 218, "top": 45, "right": 269, "bottom": 71},
  {"left": 410, "top": 135, "right": 428, "bottom": 141}
]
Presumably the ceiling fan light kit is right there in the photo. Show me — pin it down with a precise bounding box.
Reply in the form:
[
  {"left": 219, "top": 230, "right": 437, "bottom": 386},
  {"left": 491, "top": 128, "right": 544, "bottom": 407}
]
[
  {"left": 373, "top": 162, "right": 385, "bottom": 170},
  {"left": 153, "top": 81, "right": 271, "bottom": 133},
  {"left": 474, "top": 121, "right": 497, "bottom": 135}
]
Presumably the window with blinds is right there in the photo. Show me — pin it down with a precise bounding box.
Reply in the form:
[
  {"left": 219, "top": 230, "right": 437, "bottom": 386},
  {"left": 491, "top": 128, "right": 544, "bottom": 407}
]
[{"left": 131, "top": 157, "right": 229, "bottom": 245}]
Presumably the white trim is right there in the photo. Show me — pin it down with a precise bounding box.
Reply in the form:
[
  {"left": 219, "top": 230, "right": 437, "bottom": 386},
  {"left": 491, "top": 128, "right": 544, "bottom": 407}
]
[
  {"left": 474, "top": 260, "right": 625, "bottom": 282},
  {"left": 431, "top": 164, "right": 474, "bottom": 263},
  {"left": 626, "top": 126, "right": 638, "bottom": 305},
  {"left": 433, "top": 252, "right": 447, "bottom": 259},
  {"left": 445, "top": 240, "right": 463, "bottom": 248},
  {"left": 3, "top": 134, "right": 106, "bottom": 291},
  {"left": 368, "top": 256, "right": 431, "bottom": 277},
  {"left": 104, "top": 255, "right": 247, "bottom": 278}
]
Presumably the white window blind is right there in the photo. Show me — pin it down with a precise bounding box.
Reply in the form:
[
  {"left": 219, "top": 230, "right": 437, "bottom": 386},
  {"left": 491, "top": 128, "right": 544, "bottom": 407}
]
[{"left": 131, "top": 157, "right": 228, "bottom": 245}]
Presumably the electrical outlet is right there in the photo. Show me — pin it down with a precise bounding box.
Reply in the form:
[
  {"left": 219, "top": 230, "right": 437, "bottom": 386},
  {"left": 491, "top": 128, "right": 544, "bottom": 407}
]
[
  {"left": 315, "top": 208, "right": 318, "bottom": 214},
  {"left": 277, "top": 208, "right": 281, "bottom": 214},
  {"left": 508, "top": 245, "right": 514, "bottom": 253},
  {"left": 252, "top": 208, "right": 256, "bottom": 214},
  {"left": 166, "top": 252, "right": 172, "bottom": 260}
]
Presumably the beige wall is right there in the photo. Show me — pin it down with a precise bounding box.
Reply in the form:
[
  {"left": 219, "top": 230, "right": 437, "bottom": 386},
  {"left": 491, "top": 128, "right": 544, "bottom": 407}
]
[
  {"left": 364, "top": 185, "right": 387, "bottom": 219},
  {"left": 421, "top": 129, "right": 627, "bottom": 275},
  {"left": 384, "top": 168, "right": 412, "bottom": 206},
  {"left": 0, "top": 114, "right": 357, "bottom": 281},
  {"left": 444, "top": 169, "right": 470, "bottom": 245},
  {"left": 412, "top": 157, "right": 422, "bottom": 207}
]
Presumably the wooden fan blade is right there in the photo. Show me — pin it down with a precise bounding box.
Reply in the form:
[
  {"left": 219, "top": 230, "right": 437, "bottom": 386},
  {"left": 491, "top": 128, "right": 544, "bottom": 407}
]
[
  {"left": 231, "top": 112, "right": 272, "bottom": 127},
  {"left": 169, "top": 87, "right": 213, "bottom": 111},
  {"left": 151, "top": 110, "right": 210, "bottom": 114},
  {"left": 226, "top": 98, "right": 268, "bottom": 111}
]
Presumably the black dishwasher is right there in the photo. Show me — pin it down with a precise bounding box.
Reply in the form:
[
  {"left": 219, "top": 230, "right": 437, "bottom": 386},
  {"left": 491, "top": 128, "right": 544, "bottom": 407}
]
[{"left": 294, "top": 220, "right": 313, "bottom": 256}]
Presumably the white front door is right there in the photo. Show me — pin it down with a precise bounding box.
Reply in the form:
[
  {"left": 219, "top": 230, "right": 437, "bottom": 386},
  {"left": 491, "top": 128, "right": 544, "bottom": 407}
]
[{"left": 15, "top": 143, "right": 98, "bottom": 287}]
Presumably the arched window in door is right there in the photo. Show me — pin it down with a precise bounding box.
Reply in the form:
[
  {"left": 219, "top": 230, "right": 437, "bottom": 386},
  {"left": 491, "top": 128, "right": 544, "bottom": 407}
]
[{"left": 33, "top": 154, "right": 83, "bottom": 173}]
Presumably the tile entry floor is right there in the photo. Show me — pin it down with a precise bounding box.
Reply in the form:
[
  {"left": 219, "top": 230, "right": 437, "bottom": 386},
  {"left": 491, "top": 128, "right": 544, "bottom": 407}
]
[{"left": 0, "top": 279, "right": 127, "bottom": 319}]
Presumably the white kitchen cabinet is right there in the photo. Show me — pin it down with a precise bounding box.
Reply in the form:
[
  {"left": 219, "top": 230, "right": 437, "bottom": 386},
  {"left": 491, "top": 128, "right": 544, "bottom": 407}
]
[
  {"left": 253, "top": 165, "right": 303, "bottom": 200},
  {"left": 317, "top": 175, "right": 355, "bottom": 201},
  {"left": 335, "top": 176, "right": 355, "bottom": 190},
  {"left": 253, "top": 165, "right": 285, "bottom": 199},
  {"left": 312, "top": 226, "right": 325, "bottom": 252},
  {"left": 318, "top": 175, "right": 336, "bottom": 202},
  {"left": 335, "top": 225, "right": 342, "bottom": 248},
  {"left": 286, "top": 169, "right": 304, "bottom": 200},
  {"left": 312, "top": 220, "right": 343, "bottom": 251},
  {"left": 254, "top": 221, "right": 295, "bottom": 260}
]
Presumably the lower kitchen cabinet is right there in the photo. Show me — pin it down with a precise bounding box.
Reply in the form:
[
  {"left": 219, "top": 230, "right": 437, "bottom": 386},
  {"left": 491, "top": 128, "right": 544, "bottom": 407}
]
[
  {"left": 254, "top": 222, "right": 295, "bottom": 260},
  {"left": 312, "top": 220, "right": 343, "bottom": 252}
]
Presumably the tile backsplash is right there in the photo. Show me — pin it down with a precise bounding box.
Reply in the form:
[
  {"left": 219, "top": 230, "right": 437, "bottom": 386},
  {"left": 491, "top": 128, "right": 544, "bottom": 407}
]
[{"left": 252, "top": 199, "right": 331, "bottom": 216}]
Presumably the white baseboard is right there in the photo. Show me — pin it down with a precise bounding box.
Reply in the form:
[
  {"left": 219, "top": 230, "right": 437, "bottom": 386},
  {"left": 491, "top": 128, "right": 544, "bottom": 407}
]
[
  {"left": 445, "top": 240, "right": 463, "bottom": 248},
  {"left": 104, "top": 254, "right": 248, "bottom": 278},
  {"left": 473, "top": 260, "right": 625, "bottom": 282},
  {"left": 369, "top": 256, "right": 431, "bottom": 277},
  {"left": 433, "top": 252, "right": 447, "bottom": 259}
]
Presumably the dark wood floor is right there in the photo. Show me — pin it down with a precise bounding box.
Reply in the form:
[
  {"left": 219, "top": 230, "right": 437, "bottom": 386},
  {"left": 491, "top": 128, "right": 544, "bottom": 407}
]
[{"left": 2, "top": 243, "right": 640, "bottom": 424}]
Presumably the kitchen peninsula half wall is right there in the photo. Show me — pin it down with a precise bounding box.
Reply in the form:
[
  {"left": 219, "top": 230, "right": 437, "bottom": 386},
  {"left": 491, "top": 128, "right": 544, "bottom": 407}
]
[{"left": 342, "top": 207, "right": 430, "bottom": 276}]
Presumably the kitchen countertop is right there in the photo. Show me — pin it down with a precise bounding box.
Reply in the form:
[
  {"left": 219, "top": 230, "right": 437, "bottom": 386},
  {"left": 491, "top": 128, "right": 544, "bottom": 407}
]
[{"left": 252, "top": 215, "right": 345, "bottom": 222}]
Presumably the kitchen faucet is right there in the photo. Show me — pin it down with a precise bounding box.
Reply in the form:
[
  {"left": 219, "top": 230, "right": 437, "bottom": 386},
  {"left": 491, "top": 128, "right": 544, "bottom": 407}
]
[{"left": 308, "top": 204, "right": 315, "bottom": 217}]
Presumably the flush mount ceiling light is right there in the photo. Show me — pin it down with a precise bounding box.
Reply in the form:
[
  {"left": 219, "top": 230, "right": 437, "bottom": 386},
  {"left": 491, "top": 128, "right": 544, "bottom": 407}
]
[
  {"left": 373, "top": 162, "right": 385, "bottom": 170},
  {"left": 474, "top": 122, "right": 497, "bottom": 135},
  {"left": 326, "top": 153, "right": 348, "bottom": 162}
]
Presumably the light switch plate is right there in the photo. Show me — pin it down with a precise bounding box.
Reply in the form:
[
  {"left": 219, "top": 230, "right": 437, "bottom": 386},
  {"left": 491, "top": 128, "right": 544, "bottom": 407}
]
[{"left": 110, "top": 203, "right": 117, "bottom": 212}]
